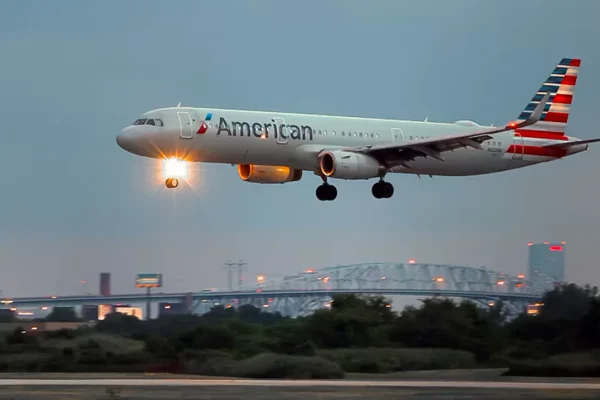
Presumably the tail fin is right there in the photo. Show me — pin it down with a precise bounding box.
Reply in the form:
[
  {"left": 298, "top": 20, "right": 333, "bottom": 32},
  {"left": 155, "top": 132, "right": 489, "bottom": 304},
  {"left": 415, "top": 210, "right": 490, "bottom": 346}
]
[{"left": 515, "top": 58, "right": 581, "bottom": 140}]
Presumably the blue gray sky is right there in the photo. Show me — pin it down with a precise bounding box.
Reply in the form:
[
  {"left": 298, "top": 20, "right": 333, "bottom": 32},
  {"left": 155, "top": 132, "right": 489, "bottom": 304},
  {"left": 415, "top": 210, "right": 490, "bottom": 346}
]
[{"left": 1, "top": 0, "right": 600, "bottom": 298}]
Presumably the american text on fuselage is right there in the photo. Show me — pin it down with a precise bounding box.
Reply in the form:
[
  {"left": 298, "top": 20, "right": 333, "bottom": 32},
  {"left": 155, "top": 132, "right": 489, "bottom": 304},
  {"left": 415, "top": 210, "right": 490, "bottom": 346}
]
[{"left": 215, "top": 117, "right": 315, "bottom": 141}]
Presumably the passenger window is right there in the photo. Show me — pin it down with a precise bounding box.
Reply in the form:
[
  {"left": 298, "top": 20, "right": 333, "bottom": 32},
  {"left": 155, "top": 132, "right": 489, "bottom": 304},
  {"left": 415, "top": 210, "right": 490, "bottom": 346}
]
[{"left": 342, "top": 131, "right": 345, "bottom": 136}]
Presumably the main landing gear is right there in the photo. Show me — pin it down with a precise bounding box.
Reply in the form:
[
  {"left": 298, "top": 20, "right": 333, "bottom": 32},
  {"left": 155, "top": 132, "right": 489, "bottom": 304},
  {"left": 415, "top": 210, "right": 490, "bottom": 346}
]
[
  {"left": 165, "top": 177, "right": 179, "bottom": 189},
  {"left": 316, "top": 183, "right": 337, "bottom": 201},
  {"left": 315, "top": 178, "right": 394, "bottom": 201},
  {"left": 371, "top": 180, "right": 394, "bottom": 199}
]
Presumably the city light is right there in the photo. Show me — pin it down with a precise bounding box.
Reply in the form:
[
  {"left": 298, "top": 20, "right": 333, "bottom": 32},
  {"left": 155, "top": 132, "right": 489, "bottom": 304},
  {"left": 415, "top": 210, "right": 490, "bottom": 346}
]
[
  {"left": 18, "top": 311, "right": 33, "bottom": 316},
  {"left": 408, "top": 258, "right": 416, "bottom": 264},
  {"left": 257, "top": 275, "right": 265, "bottom": 284}
]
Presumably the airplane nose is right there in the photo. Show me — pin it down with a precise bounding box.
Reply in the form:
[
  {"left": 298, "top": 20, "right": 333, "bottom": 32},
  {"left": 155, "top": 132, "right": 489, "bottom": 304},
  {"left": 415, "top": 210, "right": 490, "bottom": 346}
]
[{"left": 117, "top": 127, "right": 135, "bottom": 152}]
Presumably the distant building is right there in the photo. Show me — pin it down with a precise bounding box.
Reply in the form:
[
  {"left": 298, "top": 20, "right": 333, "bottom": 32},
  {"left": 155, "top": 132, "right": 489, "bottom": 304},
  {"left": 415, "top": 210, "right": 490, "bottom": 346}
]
[
  {"left": 0, "top": 309, "right": 16, "bottom": 321},
  {"left": 115, "top": 307, "right": 143, "bottom": 320},
  {"left": 528, "top": 241, "right": 566, "bottom": 287},
  {"left": 99, "top": 272, "right": 111, "bottom": 296},
  {"left": 81, "top": 305, "right": 99, "bottom": 321}
]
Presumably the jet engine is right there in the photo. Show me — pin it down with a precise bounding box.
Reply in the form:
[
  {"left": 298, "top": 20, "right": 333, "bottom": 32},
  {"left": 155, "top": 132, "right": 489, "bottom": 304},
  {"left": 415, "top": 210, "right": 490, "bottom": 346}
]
[
  {"left": 237, "top": 164, "right": 303, "bottom": 184},
  {"left": 319, "top": 150, "right": 384, "bottom": 180}
]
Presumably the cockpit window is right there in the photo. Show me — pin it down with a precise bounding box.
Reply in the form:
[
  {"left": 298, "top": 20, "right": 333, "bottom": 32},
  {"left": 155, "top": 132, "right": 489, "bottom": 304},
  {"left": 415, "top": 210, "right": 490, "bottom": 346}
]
[{"left": 133, "top": 118, "right": 163, "bottom": 126}]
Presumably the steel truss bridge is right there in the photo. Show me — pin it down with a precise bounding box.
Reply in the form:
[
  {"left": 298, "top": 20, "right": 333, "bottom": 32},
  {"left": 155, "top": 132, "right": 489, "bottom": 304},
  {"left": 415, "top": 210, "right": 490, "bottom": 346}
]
[{"left": 3, "top": 263, "right": 545, "bottom": 317}]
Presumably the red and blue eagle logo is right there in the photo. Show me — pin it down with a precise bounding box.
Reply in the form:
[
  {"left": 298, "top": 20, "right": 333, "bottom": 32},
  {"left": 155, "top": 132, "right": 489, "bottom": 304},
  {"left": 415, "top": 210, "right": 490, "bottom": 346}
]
[{"left": 197, "top": 113, "right": 212, "bottom": 134}]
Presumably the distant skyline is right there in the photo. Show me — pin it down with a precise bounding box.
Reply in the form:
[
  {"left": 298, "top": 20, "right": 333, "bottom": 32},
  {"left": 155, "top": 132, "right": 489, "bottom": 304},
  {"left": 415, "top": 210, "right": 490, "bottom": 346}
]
[{"left": 1, "top": 0, "right": 600, "bottom": 298}]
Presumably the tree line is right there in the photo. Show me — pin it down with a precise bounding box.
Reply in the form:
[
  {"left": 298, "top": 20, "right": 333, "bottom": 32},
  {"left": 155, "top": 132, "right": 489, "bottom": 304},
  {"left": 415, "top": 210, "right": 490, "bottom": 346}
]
[{"left": 1, "top": 282, "right": 600, "bottom": 377}]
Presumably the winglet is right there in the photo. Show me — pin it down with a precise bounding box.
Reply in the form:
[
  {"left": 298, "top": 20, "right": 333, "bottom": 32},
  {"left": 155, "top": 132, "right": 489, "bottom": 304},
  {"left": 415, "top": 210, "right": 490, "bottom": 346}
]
[{"left": 506, "top": 92, "right": 550, "bottom": 130}]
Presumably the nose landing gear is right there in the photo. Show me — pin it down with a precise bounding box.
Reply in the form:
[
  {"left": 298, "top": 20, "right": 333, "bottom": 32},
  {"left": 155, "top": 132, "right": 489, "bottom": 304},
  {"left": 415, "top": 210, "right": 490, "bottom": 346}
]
[{"left": 165, "top": 177, "right": 179, "bottom": 189}]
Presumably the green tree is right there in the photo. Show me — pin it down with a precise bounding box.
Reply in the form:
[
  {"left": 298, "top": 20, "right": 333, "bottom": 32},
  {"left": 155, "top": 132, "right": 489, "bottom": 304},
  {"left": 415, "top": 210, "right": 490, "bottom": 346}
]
[
  {"left": 177, "top": 324, "right": 236, "bottom": 351},
  {"left": 540, "top": 283, "right": 598, "bottom": 321},
  {"left": 45, "top": 307, "right": 80, "bottom": 322},
  {"left": 389, "top": 298, "right": 502, "bottom": 362},
  {"left": 305, "top": 295, "right": 394, "bottom": 348}
]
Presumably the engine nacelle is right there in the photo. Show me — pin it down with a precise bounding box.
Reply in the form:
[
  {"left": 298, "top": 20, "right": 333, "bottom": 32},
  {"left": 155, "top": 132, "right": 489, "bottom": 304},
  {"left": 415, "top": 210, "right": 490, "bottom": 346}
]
[
  {"left": 237, "top": 164, "right": 303, "bottom": 184},
  {"left": 319, "top": 150, "right": 384, "bottom": 180}
]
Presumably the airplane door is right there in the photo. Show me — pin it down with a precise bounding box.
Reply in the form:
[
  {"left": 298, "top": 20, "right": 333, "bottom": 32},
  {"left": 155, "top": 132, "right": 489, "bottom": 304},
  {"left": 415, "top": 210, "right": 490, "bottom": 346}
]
[
  {"left": 272, "top": 117, "right": 288, "bottom": 145},
  {"left": 177, "top": 112, "right": 193, "bottom": 139},
  {"left": 512, "top": 133, "right": 524, "bottom": 160},
  {"left": 391, "top": 128, "right": 404, "bottom": 142}
]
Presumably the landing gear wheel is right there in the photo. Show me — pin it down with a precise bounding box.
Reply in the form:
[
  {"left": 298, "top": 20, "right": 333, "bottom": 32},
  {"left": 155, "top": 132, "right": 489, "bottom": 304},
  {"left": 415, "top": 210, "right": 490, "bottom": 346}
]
[
  {"left": 372, "top": 181, "right": 393, "bottom": 199},
  {"left": 316, "top": 184, "right": 337, "bottom": 201},
  {"left": 382, "top": 182, "right": 393, "bottom": 198},
  {"left": 165, "top": 177, "right": 179, "bottom": 189}
]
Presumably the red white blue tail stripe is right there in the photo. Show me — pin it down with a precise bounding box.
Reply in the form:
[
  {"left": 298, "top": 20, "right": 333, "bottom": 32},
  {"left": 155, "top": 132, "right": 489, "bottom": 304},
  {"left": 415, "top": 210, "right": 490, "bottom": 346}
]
[{"left": 514, "top": 58, "right": 580, "bottom": 141}]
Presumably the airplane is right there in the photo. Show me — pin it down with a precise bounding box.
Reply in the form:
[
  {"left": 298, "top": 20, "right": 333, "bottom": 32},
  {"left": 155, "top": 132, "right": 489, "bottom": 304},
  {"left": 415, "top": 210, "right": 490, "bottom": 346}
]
[{"left": 117, "top": 58, "right": 600, "bottom": 201}]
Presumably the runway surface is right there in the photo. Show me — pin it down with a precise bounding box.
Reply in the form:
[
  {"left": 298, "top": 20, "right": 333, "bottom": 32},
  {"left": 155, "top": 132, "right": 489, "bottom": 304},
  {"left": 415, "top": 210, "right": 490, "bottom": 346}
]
[{"left": 1, "top": 378, "right": 600, "bottom": 390}]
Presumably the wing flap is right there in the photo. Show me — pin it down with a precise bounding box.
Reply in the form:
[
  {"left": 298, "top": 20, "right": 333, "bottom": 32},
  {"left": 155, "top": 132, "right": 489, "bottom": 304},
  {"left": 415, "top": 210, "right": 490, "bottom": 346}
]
[{"left": 346, "top": 93, "right": 551, "bottom": 167}]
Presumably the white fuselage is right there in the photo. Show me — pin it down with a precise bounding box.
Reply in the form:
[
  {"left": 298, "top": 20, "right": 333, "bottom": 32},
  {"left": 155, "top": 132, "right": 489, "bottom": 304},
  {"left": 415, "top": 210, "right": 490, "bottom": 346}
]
[{"left": 117, "top": 106, "right": 584, "bottom": 178}]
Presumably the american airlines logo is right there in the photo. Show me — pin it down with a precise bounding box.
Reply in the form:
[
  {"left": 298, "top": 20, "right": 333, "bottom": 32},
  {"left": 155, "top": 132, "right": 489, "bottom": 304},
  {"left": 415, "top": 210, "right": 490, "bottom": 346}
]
[
  {"left": 202, "top": 116, "right": 314, "bottom": 141},
  {"left": 197, "top": 113, "right": 212, "bottom": 134}
]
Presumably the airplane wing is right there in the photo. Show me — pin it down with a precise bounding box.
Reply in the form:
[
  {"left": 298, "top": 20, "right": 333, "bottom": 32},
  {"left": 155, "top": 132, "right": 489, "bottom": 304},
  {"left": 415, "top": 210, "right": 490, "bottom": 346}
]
[
  {"left": 342, "top": 93, "right": 550, "bottom": 169},
  {"left": 543, "top": 138, "right": 600, "bottom": 148}
]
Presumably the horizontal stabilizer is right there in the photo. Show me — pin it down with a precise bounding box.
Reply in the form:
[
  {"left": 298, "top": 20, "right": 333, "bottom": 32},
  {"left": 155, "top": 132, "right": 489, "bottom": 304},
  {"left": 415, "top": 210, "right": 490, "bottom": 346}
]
[{"left": 544, "top": 138, "right": 600, "bottom": 148}]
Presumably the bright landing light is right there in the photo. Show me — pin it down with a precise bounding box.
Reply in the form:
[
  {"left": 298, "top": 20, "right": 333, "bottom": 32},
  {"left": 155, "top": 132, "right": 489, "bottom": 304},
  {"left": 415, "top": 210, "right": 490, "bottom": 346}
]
[{"left": 163, "top": 158, "right": 188, "bottom": 179}]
